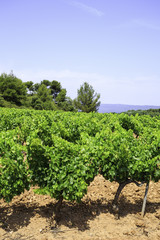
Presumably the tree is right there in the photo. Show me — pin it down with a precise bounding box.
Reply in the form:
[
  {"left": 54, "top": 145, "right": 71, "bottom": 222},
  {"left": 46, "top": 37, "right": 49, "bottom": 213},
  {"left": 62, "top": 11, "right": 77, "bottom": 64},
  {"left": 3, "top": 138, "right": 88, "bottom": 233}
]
[
  {"left": 0, "top": 94, "right": 8, "bottom": 107},
  {"left": 55, "top": 88, "right": 67, "bottom": 104},
  {"left": 37, "top": 84, "right": 53, "bottom": 102},
  {"left": 34, "top": 83, "right": 40, "bottom": 92},
  {"left": 55, "top": 89, "right": 76, "bottom": 111},
  {"left": 31, "top": 84, "right": 57, "bottom": 110},
  {"left": 50, "top": 80, "right": 62, "bottom": 99},
  {"left": 24, "top": 81, "right": 34, "bottom": 95},
  {"left": 41, "top": 80, "right": 51, "bottom": 87},
  {"left": 0, "top": 72, "right": 27, "bottom": 106},
  {"left": 59, "top": 97, "right": 76, "bottom": 112},
  {"left": 74, "top": 82, "right": 101, "bottom": 113},
  {"left": 0, "top": 71, "right": 76, "bottom": 111}
]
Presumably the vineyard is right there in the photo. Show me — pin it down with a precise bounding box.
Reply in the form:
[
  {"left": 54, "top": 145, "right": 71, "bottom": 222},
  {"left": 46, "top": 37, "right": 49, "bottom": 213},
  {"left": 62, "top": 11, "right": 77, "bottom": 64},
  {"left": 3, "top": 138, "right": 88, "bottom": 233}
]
[{"left": 0, "top": 108, "right": 160, "bottom": 239}]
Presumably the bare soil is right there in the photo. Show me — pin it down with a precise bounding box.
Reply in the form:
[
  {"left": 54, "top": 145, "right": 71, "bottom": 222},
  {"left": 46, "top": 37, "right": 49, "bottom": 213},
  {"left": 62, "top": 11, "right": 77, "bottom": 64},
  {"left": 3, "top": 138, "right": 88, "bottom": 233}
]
[{"left": 0, "top": 175, "right": 159, "bottom": 240}]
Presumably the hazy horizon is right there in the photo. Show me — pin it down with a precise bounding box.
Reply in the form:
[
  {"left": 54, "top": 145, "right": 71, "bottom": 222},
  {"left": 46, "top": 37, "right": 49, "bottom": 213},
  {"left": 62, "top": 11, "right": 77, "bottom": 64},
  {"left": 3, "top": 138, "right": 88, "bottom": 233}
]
[{"left": 99, "top": 103, "right": 160, "bottom": 113}]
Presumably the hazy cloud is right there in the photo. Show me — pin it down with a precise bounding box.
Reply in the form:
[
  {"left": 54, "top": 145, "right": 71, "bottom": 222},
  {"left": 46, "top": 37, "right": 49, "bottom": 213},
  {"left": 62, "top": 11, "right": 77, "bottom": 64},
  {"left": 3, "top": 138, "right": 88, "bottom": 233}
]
[
  {"left": 71, "top": 1, "right": 104, "bottom": 17},
  {"left": 114, "top": 19, "right": 160, "bottom": 31},
  {"left": 133, "top": 19, "right": 160, "bottom": 31}
]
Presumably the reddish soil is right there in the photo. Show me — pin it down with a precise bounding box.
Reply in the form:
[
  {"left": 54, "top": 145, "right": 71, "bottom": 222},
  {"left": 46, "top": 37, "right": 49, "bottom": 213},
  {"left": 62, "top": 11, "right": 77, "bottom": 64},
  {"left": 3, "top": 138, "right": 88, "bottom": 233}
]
[{"left": 0, "top": 175, "right": 159, "bottom": 240}]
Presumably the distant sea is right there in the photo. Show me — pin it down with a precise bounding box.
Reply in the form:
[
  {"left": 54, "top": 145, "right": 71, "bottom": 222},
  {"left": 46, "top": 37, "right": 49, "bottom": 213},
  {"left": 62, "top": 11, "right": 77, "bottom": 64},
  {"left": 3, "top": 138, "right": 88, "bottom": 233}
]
[{"left": 98, "top": 104, "right": 160, "bottom": 113}]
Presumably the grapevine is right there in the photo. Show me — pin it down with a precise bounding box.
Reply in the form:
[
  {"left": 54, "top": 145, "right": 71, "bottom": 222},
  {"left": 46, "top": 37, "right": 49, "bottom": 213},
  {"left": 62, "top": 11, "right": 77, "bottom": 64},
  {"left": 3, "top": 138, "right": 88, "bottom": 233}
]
[{"left": 0, "top": 107, "right": 159, "bottom": 219}]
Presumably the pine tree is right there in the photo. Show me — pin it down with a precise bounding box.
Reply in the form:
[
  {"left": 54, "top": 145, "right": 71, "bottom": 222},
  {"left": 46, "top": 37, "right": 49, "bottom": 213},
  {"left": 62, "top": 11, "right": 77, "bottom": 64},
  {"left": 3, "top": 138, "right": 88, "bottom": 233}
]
[{"left": 74, "top": 82, "right": 100, "bottom": 112}]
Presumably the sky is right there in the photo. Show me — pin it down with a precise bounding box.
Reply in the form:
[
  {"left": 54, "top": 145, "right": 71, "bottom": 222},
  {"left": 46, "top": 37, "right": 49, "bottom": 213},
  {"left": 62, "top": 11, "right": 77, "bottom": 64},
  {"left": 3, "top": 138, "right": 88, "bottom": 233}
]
[{"left": 0, "top": 0, "right": 160, "bottom": 105}]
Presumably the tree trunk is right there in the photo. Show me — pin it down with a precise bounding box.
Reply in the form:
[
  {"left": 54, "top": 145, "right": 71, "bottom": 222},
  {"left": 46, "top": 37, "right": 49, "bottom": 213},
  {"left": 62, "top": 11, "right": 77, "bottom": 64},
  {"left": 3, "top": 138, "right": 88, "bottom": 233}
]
[
  {"left": 112, "top": 179, "right": 144, "bottom": 218},
  {"left": 141, "top": 182, "right": 149, "bottom": 217}
]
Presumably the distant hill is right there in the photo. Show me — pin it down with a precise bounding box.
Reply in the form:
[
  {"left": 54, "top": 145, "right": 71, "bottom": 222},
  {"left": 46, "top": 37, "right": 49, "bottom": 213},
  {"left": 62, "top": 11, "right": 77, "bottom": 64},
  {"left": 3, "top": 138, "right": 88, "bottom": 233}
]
[{"left": 98, "top": 104, "right": 160, "bottom": 113}]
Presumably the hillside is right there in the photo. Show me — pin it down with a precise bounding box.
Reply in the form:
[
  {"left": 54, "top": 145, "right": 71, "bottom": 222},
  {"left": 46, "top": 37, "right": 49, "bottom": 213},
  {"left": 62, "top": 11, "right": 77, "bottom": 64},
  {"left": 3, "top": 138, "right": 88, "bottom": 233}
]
[{"left": 99, "top": 104, "right": 160, "bottom": 113}]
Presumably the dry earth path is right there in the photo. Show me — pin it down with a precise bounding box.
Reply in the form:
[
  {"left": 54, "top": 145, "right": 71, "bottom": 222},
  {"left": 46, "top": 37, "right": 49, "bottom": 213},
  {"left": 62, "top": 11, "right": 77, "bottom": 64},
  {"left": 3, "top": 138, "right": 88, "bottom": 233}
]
[{"left": 0, "top": 175, "right": 159, "bottom": 240}]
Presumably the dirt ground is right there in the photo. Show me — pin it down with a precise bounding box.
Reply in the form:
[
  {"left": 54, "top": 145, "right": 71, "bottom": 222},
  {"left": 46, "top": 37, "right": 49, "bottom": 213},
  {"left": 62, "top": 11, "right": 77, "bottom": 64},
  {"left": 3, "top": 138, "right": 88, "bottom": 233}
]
[{"left": 0, "top": 175, "right": 159, "bottom": 240}]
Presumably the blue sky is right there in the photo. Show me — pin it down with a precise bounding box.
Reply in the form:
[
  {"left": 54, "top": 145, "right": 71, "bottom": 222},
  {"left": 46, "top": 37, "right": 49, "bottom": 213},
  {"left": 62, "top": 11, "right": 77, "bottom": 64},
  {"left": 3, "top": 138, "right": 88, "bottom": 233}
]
[{"left": 0, "top": 0, "right": 160, "bottom": 105}]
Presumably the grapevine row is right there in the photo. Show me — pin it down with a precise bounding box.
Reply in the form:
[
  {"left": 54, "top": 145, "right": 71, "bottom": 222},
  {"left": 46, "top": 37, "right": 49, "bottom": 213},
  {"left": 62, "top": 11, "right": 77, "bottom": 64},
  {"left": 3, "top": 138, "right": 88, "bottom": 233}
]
[{"left": 0, "top": 108, "right": 159, "bottom": 216}]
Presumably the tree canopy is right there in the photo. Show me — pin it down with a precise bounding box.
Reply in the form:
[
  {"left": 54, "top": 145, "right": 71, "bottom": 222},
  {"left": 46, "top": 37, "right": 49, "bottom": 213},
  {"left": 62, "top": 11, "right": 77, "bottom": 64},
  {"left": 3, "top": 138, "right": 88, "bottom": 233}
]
[
  {"left": 23, "top": 78, "right": 74, "bottom": 111},
  {"left": 74, "top": 82, "right": 101, "bottom": 112},
  {"left": 0, "top": 72, "right": 27, "bottom": 106},
  {"left": 0, "top": 72, "right": 102, "bottom": 112}
]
